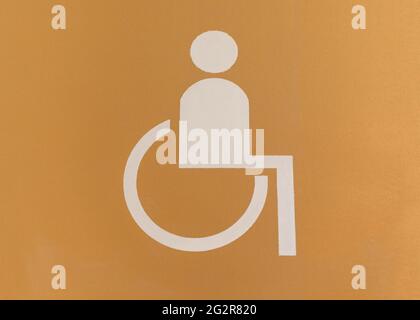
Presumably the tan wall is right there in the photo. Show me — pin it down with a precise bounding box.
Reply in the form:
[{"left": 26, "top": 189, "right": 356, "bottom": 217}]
[{"left": 0, "top": 0, "right": 419, "bottom": 299}]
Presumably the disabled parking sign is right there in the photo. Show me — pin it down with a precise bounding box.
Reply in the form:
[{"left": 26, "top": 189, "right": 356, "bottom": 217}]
[{"left": 123, "top": 31, "right": 296, "bottom": 256}]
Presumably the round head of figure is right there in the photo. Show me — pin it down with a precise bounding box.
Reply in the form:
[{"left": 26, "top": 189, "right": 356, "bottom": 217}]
[{"left": 190, "top": 31, "right": 238, "bottom": 74}]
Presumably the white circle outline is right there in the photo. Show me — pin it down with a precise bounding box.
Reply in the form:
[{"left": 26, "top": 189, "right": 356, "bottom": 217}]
[{"left": 123, "top": 120, "right": 268, "bottom": 252}]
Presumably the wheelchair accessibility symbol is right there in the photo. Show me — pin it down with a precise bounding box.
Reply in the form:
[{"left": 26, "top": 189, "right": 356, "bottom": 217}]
[{"left": 123, "top": 31, "right": 297, "bottom": 256}]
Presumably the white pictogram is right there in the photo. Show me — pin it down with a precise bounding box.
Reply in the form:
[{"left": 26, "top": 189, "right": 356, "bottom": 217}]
[{"left": 124, "top": 31, "right": 296, "bottom": 256}]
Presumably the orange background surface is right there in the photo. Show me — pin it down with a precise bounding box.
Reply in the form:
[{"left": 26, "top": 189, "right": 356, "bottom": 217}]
[{"left": 0, "top": 0, "right": 419, "bottom": 299}]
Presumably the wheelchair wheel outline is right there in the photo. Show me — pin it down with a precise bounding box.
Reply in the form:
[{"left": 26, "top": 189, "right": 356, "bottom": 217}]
[{"left": 123, "top": 120, "right": 269, "bottom": 252}]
